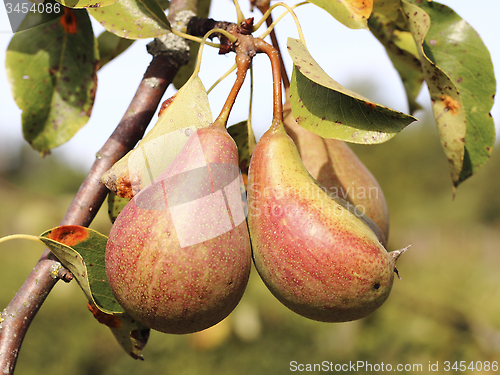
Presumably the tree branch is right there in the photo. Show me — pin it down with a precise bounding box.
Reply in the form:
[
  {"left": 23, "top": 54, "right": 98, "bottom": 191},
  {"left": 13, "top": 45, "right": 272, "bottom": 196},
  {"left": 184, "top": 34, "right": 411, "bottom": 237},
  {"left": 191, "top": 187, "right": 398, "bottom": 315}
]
[
  {"left": 0, "top": 49, "right": 179, "bottom": 375},
  {"left": 0, "top": 0, "right": 239, "bottom": 369}
]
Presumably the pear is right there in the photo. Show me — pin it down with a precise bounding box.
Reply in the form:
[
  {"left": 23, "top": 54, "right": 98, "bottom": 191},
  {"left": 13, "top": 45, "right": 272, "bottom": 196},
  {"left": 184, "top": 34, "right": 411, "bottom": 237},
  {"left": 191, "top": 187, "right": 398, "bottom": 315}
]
[
  {"left": 105, "top": 123, "right": 251, "bottom": 334},
  {"left": 247, "top": 122, "right": 406, "bottom": 323},
  {"left": 283, "top": 101, "right": 390, "bottom": 243}
]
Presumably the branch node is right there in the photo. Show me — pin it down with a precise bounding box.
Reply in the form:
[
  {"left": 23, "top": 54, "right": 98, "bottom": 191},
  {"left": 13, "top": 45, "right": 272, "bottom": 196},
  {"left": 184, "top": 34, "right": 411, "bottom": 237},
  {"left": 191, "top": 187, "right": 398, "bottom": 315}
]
[
  {"left": 58, "top": 268, "right": 74, "bottom": 283},
  {"left": 146, "top": 10, "right": 196, "bottom": 65}
]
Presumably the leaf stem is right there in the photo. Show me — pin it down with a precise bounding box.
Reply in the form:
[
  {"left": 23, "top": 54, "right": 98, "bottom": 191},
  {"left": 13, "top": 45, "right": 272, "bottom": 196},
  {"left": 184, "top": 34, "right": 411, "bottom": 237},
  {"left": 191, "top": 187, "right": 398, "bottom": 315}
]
[
  {"left": 0, "top": 234, "right": 44, "bottom": 246},
  {"left": 232, "top": 0, "right": 246, "bottom": 24},
  {"left": 254, "top": 2, "right": 308, "bottom": 47},
  {"left": 207, "top": 63, "right": 237, "bottom": 94},
  {"left": 187, "top": 28, "right": 239, "bottom": 87},
  {"left": 172, "top": 29, "right": 221, "bottom": 48}
]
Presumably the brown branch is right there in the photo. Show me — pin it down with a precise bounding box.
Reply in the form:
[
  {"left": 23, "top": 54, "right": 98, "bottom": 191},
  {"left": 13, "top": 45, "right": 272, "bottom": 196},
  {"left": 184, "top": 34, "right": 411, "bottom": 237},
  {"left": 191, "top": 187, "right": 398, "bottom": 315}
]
[{"left": 0, "top": 50, "right": 179, "bottom": 375}]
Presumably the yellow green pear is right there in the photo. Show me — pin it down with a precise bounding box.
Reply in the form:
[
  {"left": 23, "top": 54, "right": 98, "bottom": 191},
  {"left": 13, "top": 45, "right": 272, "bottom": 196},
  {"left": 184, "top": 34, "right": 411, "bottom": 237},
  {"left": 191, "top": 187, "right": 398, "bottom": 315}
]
[{"left": 247, "top": 120, "right": 406, "bottom": 323}]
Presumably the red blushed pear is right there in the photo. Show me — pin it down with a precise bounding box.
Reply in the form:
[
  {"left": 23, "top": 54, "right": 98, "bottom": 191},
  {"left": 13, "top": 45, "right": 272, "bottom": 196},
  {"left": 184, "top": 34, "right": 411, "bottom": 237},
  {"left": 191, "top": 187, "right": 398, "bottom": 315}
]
[
  {"left": 247, "top": 121, "right": 407, "bottom": 323},
  {"left": 105, "top": 122, "right": 252, "bottom": 334}
]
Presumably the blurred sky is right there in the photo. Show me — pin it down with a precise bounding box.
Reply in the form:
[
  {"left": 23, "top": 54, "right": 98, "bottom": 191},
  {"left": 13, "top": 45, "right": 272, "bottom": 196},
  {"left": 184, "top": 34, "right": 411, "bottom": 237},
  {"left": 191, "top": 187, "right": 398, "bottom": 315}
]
[{"left": 0, "top": 0, "right": 499, "bottom": 171}]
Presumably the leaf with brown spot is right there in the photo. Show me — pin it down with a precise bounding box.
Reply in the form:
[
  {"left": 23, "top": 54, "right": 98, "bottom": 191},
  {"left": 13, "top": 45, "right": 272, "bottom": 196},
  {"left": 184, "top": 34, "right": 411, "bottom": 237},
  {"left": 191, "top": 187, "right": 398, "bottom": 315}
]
[
  {"left": 403, "top": 0, "right": 496, "bottom": 187},
  {"left": 41, "top": 226, "right": 121, "bottom": 313},
  {"left": 45, "top": 225, "right": 90, "bottom": 247},
  {"left": 40, "top": 226, "right": 150, "bottom": 359},
  {"left": 287, "top": 38, "right": 416, "bottom": 144},
  {"left": 5, "top": 9, "right": 98, "bottom": 154},
  {"left": 308, "top": 0, "right": 373, "bottom": 29}
]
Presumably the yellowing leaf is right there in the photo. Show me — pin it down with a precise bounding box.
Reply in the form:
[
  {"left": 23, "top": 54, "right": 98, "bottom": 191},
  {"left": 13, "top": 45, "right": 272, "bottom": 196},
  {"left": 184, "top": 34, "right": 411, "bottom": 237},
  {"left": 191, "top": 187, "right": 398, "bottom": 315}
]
[
  {"left": 308, "top": 0, "right": 373, "bottom": 29},
  {"left": 402, "top": 1, "right": 495, "bottom": 187}
]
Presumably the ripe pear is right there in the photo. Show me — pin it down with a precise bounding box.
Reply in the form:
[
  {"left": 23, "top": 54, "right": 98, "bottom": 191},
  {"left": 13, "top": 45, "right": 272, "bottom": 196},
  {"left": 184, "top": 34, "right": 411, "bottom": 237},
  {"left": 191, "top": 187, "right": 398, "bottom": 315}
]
[
  {"left": 247, "top": 122, "right": 406, "bottom": 323},
  {"left": 283, "top": 101, "right": 390, "bottom": 243},
  {"left": 105, "top": 123, "right": 251, "bottom": 334}
]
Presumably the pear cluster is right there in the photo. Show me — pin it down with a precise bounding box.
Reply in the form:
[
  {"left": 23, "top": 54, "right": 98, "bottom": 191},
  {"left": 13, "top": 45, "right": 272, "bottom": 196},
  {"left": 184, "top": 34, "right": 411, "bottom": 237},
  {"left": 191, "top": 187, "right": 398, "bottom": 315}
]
[{"left": 104, "top": 113, "right": 406, "bottom": 333}]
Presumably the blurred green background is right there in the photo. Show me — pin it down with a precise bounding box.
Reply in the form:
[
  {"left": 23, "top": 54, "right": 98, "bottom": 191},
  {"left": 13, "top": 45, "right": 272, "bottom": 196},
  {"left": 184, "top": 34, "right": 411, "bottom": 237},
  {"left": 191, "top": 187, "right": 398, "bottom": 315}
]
[{"left": 1, "top": 107, "right": 499, "bottom": 374}]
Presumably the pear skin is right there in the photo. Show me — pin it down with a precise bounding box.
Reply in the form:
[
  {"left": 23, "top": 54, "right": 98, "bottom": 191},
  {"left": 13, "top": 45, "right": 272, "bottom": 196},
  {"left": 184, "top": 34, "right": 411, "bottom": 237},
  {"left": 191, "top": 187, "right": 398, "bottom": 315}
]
[
  {"left": 106, "top": 124, "right": 251, "bottom": 334},
  {"left": 247, "top": 123, "right": 403, "bottom": 323},
  {"left": 283, "top": 101, "right": 390, "bottom": 243}
]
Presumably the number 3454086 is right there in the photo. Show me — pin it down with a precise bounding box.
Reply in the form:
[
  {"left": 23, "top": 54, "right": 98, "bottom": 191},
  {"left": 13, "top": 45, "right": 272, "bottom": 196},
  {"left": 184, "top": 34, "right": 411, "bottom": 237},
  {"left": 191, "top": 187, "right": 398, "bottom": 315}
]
[{"left": 5, "top": 2, "right": 61, "bottom": 14}]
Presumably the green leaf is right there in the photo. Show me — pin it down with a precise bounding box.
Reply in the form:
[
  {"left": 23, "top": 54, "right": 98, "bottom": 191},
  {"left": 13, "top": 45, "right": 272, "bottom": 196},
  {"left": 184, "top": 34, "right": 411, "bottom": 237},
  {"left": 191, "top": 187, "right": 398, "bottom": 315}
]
[
  {"left": 56, "top": 0, "right": 119, "bottom": 8},
  {"left": 89, "top": 0, "right": 171, "bottom": 39},
  {"left": 40, "top": 225, "right": 150, "bottom": 360},
  {"left": 402, "top": 0, "right": 496, "bottom": 186},
  {"left": 227, "top": 120, "right": 256, "bottom": 185},
  {"left": 368, "top": 11, "right": 424, "bottom": 114},
  {"left": 101, "top": 75, "right": 213, "bottom": 197},
  {"left": 5, "top": 9, "right": 98, "bottom": 155},
  {"left": 97, "top": 31, "right": 135, "bottom": 69},
  {"left": 307, "top": 0, "right": 373, "bottom": 29},
  {"left": 287, "top": 38, "right": 416, "bottom": 144},
  {"left": 107, "top": 192, "right": 131, "bottom": 223}
]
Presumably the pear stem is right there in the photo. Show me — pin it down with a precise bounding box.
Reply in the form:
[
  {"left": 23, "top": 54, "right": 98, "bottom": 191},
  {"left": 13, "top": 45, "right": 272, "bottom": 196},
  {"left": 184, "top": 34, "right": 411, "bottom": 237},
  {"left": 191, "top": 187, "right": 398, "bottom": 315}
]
[
  {"left": 256, "top": 5, "right": 290, "bottom": 90},
  {"left": 254, "top": 38, "right": 283, "bottom": 129},
  {"left": 214, "top": 52, "right": 251, "bottom": 127}
]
